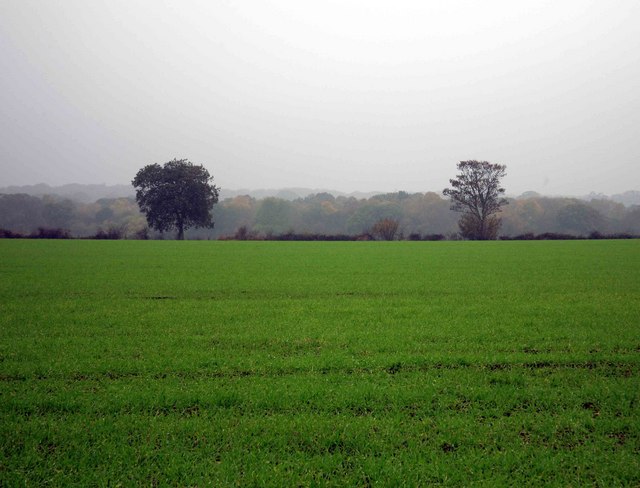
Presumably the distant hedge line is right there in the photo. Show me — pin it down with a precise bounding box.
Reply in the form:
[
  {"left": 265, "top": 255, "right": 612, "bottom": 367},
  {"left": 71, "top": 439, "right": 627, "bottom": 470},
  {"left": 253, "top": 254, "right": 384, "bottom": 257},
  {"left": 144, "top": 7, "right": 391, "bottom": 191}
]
[
  {"left": 499, "top": 231, "right": 638, "bottom": 240},
  {"left": 2, "top": 227, "right": 638, "bottom": 241},
  {"left": 0, "top": 227, "right": 119, "bottom": 240}
]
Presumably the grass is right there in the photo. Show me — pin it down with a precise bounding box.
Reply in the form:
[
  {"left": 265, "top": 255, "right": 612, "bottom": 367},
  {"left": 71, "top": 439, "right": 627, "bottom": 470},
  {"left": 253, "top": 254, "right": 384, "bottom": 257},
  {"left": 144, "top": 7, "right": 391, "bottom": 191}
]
[{"left": 0, "top": 240, "right": 639, "bottom": 486}]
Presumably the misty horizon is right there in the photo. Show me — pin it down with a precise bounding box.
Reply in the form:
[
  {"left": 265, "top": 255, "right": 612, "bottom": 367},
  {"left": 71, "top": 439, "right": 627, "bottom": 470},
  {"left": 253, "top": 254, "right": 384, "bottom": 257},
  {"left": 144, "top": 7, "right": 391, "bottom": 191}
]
[
  {"left": 2, "top": 1, "right": 639, "bottom": 195},
  {"left": 2, "top": 178, "right": 640, "bottom": 201},
  {"left": 2, "top": 181, "right": 640, "bottom": 206}
]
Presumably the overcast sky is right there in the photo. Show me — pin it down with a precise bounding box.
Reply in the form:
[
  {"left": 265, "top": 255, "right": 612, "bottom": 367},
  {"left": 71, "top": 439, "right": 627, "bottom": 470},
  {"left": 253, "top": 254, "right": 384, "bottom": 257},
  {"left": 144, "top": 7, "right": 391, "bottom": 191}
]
[{"left": 1, "top": 1, "right": 639, "bottom": 195}]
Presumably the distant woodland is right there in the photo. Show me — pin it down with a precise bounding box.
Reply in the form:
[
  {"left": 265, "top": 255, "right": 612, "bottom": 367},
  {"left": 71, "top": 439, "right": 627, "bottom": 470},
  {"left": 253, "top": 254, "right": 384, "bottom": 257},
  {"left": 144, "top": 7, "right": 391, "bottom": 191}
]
[{"left": 1, "top": 186, "right": 640, "bottom": 240}]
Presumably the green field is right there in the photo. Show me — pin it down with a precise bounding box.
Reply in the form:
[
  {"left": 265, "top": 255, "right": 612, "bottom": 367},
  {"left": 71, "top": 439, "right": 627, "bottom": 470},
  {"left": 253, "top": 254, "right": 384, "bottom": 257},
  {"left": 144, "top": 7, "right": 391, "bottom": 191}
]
[{"left": 1, "top": 240, "right": 639, "bottom": 486}]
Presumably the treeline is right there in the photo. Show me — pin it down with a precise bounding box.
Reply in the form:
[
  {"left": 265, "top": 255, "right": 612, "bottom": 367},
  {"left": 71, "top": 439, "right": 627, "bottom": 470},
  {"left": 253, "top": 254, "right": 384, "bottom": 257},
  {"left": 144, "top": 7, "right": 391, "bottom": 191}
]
[
  {"left": 0, "top": 194, "right": 146, "bottom": 239},
  {"left": 1, "top": 191, "right": 640, "bottom": 240}
]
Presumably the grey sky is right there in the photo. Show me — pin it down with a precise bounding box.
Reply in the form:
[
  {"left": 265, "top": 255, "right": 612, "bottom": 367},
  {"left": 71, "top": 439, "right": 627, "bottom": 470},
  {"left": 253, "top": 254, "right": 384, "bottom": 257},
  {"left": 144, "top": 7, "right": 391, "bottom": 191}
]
[{"left": 1, "top": 0, "right": 639, "bottom": 195}]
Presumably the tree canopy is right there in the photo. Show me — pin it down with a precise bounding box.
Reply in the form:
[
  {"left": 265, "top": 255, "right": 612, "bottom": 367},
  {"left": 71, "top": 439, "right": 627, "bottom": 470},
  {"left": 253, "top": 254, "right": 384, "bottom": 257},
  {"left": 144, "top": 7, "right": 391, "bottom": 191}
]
[
  {"left": 443, "top": 160, "right": 508, "bottom": 240},
  {"left": 132, "top": 159, "right": 219, "bottom": 239}
]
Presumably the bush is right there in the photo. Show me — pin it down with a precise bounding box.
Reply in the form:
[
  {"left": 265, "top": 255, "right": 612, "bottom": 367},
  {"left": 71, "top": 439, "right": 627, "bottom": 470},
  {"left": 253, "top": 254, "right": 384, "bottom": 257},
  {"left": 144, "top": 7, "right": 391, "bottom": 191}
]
[
  {"left": 535, "top": 232, "right": 583, "bottom": 240},
  {"left": 233, "top": 226, "right": 260, "bottom": 240},
  {"left": 422, "top": 234, "right": 446, "bottom": 241},
  {"left": 93, "top": 225, "right": 126, "bottom": 240},
  {"left": 371, "top": 218, "right": 400, "bottom": 241},
  {"left": 30, "top": 227, "right": 70, "bottom": 239},
  {"left": 0, "top": 228, "right": 24, "bottom": 238},
  {"left": 267, "top": 232, "right": 355, "bottom": 241},
  {"left": 606, "top": 233, "right": 636, "bottom": 239},
  {"left": 134, "top": 227, "right": 150, "bottom": 240},
  {"left": 518, "top": 233, "right": 536, "bottom": 240}
]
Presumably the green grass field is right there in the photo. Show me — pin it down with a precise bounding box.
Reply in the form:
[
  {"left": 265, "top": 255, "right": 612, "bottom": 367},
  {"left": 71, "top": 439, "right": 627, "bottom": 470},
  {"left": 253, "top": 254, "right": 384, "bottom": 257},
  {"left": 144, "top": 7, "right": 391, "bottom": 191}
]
[{"left": 1, "top": 240, "right": 639, "bottom": 486}]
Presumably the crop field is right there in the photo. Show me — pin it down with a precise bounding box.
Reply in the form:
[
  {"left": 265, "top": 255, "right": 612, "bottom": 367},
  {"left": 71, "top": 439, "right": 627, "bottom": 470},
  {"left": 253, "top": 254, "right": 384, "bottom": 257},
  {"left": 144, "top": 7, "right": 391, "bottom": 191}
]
[{"left": 0, "top": 240, "right": 639, "bottom": 486}]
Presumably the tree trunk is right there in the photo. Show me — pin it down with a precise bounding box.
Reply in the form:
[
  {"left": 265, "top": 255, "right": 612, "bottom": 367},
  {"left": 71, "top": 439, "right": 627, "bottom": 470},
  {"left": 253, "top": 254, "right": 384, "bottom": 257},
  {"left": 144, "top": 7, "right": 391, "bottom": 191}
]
[
  {"left": 177, "top": 224, "right": 184, "bottom": 240},
  {"left": 478, "top": 217, "right": 486, "bottom": 240}
]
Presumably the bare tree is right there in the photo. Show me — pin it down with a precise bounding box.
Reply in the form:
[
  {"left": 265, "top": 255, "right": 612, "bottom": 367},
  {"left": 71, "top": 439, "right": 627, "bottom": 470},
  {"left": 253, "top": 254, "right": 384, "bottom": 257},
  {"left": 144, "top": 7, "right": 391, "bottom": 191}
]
[
  {"left": 443, "top": 160, "right": 508, "bottom": 240},
  {"left": 372, "top": 218, "right": 400, "bottom": 241}
]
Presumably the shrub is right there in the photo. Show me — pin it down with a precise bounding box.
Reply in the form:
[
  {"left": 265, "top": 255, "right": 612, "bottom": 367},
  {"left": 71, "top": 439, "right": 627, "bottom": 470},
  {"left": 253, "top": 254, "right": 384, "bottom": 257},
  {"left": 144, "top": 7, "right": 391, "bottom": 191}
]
[
  {"left": 422, "top": 234, "right": 446, "bottom": 241},
  {"left": 371, "top": 218, "right": 400, "bottom": 241},
  {"left": 134, "top": 227, "right": 150, "bottom": 240},
  {"left": 535, "top": 232, "right": 582, "bottom": 240},
  {"left": 234, "top": 225, "right": 250, "bottom": 240},
  {"left": 30, "top": 227, "right": 70, "bottom": 239},
  {"left": 513, "top": 233, "right": 535, "bottom": 240},
  {"left": 0, "top": 228, "right": 24, "bottom": 238},
  {"left": 606, "top": 233, "right": 635, "bottom": 239},
  {"left": 93, "top": 225, "right": 126, "bottom": 240}
]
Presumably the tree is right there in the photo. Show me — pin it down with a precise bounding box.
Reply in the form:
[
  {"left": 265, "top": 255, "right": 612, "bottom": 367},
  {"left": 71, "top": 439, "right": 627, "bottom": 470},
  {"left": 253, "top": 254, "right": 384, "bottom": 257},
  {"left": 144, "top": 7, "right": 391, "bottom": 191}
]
[
  {"left": 42, "top": 196, "right": 75, "bottom": 229},
  {"left": 0, "top": 193, "right": 46, "bottom": 233},
  {"left": 132, "top": 159, "right": 219, "bottom": 240},
  {"left": 346, "top": 200, "right": 402, "bottom": 235},
  {"left": 443, "top": 160, "right": 508, "bottom": 240},
  {"left": 254, "top": 197, "right": 294, "bottom": 235},
  {"left": 557, "top": 202, "right": 605, "bottom": 235},
  {"left": 372, "top": 218, "right": 400, "bottom": 241}
]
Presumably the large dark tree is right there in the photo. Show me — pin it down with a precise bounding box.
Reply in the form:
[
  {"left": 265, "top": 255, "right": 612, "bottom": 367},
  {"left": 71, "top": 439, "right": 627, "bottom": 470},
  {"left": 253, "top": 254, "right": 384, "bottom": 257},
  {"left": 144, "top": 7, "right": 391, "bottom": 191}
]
[
  {"left": 132, "top": 159, "right": 219, "bottom": 240},
  {"left": 443, "top": 160, "right": 508, "bottom": 240}
]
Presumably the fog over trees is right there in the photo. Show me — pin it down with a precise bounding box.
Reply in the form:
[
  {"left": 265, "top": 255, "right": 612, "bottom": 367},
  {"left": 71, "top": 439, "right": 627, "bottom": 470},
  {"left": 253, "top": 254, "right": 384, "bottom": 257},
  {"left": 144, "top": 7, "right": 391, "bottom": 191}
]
[{"left": 1, "top": 185, "right": 639, "bottom": 240}]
